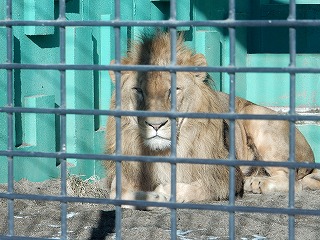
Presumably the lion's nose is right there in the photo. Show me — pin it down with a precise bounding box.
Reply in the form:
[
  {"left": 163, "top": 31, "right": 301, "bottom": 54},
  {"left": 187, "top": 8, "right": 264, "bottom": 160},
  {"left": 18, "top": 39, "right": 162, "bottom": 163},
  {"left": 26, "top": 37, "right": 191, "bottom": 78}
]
[{"left": 145, "top": 120, "right": 168, "bottom": 131}]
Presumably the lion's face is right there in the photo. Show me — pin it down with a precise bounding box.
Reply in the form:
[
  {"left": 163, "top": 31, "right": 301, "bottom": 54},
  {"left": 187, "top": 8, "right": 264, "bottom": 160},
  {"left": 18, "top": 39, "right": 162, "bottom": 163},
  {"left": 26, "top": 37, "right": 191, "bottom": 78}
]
[
  {"left": 120, "top": 70, "right": 199, "bottom": 151},
  {"left": 108, "top": 33, "right": 208, "bottom": 151}
]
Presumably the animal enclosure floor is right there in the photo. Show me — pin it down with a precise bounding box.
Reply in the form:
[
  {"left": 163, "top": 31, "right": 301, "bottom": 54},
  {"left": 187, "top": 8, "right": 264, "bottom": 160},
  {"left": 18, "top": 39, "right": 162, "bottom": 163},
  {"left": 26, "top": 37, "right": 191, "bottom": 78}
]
[{"left": 0, "top": 178, "right": 319, "bottom": 240}]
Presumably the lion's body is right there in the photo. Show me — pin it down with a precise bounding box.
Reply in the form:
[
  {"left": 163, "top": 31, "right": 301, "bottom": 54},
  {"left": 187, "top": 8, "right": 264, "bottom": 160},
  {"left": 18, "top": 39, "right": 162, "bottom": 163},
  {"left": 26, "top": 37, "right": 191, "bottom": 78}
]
[{"left": 105, "top": 32, "right": 319, "bottom": 208}]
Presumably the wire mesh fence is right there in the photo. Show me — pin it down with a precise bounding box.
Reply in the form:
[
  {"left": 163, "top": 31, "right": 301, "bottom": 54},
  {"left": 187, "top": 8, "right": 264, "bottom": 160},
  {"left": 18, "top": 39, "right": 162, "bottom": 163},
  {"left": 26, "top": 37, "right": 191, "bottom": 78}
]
[{"left": 0, "top": 0, "right": 320, "bottom": 239}]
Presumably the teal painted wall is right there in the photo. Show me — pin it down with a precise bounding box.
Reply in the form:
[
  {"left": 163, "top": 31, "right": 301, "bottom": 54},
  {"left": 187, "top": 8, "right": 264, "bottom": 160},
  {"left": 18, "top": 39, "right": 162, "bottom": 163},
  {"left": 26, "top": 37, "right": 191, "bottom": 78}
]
[
  {"left": 0, "top": 0, "right": 113, "bottom": 182},
  {"left": 0, "top": 0, "right": 319, "bottom": 183}
]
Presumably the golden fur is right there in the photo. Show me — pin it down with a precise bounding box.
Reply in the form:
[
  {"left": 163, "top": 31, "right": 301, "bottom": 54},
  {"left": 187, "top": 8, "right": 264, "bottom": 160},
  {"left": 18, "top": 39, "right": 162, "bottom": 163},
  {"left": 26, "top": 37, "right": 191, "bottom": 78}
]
[{"left": 104, "top": 32, "right": 319, "bottom": 209}]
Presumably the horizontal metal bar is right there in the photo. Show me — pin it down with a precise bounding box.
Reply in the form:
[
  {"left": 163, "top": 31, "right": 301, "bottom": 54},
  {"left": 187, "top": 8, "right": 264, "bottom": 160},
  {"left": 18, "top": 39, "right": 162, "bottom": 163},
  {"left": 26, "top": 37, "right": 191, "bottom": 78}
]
[
  {"left": 1, "top": 19, "right": 320, "bottom": 27},
  {"left": 0, "top": 236, "right": 54, "bottom": 240},
  {"left": 0, "top": 106, "right": 319, "bottom": 122},
  {"left": 0, "top": 192, "right": 320, "bottom": 217},
  {"left": 0, "top": 149, "right": 319, "bottom": 170},
  {"left": 2, "top": 63, "right": 320, "bottom": 74}
]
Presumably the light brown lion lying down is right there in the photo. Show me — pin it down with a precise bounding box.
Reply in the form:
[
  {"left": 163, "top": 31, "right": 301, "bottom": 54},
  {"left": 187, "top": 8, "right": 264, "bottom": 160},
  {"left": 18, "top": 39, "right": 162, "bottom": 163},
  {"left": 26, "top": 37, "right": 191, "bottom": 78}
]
[{"left": 104, "top": 32, "right": 320, "bottom": 209}]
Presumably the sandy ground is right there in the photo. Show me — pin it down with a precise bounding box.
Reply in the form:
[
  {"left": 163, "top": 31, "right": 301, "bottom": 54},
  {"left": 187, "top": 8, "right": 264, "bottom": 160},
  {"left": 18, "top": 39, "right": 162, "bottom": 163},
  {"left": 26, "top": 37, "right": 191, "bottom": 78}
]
[{"left": 0, "top": 177, "right": 320, "bottom": 240}]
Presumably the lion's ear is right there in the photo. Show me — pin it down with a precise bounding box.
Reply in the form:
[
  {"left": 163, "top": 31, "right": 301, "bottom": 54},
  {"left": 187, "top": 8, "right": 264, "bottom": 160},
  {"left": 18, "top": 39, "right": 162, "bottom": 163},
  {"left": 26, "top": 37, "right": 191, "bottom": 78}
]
[
  {"left": 109, "top": 60, "right": 116, "bottom": 83},
  {"left": 192, "top": 53, "right": 207, "bottom": 67},
  {"left": 192, "top": 53, "right": 207, "bottom": 81}
]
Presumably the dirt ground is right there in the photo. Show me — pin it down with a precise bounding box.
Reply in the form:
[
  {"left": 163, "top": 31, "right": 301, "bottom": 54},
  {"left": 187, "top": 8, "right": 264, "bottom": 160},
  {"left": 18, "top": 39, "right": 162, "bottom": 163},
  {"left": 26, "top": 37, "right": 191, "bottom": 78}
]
[{"left": 0, "top": 177, "right": 320, "bottom": 240}]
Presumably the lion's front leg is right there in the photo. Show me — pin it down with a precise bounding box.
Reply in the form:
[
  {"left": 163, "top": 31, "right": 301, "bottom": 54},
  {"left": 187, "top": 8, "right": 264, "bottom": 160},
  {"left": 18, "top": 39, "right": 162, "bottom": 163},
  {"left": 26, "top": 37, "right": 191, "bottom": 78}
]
[
  {"left": 109, "top": 176, "right": 168, "bottom": 210},
  {"left": 155, "top": 181, "right": 210, "bottom": 203}
]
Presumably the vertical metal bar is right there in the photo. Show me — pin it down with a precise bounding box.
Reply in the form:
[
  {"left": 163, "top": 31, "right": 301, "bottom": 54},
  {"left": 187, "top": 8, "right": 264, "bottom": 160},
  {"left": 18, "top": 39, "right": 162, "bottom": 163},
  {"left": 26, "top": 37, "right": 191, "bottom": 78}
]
[
  {"left": 169, "top": 1, "right": 177, "bottom": 239},
  {"left": 6, "top": 0, "right": 14, "bottom": 236},
  {"left": 59, "top": 0, "right": 67, "bottom": 239},
  {"left": 169, "top": 31, "right": 177, "bottom": 240},
  {"left": 288, "top": 1, "right": 296, "bottom": 239},
  {"left": 114, "top": 0, "right": 122, "bottom": 239},
  {"left": 228, "top": 0, "right": 236, "bottom": 239}
]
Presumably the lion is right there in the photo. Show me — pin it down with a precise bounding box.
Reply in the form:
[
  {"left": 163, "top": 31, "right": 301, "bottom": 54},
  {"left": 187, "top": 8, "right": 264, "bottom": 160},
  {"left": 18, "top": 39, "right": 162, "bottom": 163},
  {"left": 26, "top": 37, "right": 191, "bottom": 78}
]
[{"left": 104, "top": 32, "right": 320, "bottom": 209}]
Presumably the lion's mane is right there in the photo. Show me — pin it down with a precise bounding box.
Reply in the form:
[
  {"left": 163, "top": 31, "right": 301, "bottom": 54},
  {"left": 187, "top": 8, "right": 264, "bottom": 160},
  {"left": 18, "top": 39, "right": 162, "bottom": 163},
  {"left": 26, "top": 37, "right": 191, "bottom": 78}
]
[{"left": 104, "top": 32, "right": 244, "bottom": 200}]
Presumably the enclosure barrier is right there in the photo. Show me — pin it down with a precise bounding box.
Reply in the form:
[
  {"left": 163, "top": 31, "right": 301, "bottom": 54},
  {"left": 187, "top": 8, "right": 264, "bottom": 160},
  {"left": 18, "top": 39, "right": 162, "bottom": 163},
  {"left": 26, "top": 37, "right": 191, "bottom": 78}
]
[{"left": 1, "top": 0, "right": 320, "bottom": 239}]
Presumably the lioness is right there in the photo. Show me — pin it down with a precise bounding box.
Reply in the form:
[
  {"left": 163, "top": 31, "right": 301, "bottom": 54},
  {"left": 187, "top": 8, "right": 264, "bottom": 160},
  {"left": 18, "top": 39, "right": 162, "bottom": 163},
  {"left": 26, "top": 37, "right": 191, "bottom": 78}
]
[{"left": 105, "top": 32, "right": 320, "bottom": 208}]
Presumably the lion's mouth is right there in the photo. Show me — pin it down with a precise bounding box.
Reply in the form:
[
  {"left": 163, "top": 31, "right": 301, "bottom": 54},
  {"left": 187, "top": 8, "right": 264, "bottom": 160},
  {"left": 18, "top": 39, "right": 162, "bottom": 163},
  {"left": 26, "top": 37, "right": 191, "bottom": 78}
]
[
  {"left": 144, "top": 135, "right": 171, "bottom": 151},
  {"left": 148, "top": 134, "right": 170, "bottom": 140}
]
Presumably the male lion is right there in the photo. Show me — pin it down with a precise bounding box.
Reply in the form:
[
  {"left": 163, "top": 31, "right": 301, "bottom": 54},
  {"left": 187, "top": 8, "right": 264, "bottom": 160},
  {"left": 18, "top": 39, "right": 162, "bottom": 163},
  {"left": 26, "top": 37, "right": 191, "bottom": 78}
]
[{"left": 105, "top": 32, "right": 320, "bottom": 208}]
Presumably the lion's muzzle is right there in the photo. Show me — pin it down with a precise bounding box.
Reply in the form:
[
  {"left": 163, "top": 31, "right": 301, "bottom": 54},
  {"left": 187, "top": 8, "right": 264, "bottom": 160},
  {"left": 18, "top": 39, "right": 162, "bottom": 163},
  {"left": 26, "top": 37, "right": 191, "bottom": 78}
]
[{"left": 140, "top": 117, "right": 171, "bottom": 151}]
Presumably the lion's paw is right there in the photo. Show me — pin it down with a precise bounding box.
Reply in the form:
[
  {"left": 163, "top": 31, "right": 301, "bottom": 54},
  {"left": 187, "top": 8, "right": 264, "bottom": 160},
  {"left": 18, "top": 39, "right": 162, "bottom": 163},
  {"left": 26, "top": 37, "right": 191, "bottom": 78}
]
[
  {"left": 244, "top": 176, "right": 302, "bottom": 194},
  {"left": 300, "top": 170, "right": 320, "bottom": 190},
  {"left": 244, "top": 176, "right": 277, "bottom": 194},
  {"left": 155, "top": 183, "right": 203, "bottom": 203},
  {"left": 122, "top": 190, "right": 168, "bottom": 210}
]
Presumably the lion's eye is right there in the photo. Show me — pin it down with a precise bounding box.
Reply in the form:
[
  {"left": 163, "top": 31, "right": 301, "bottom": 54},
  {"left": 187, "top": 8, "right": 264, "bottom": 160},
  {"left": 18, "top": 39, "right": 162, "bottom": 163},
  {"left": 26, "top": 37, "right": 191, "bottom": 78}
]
[
  {"left": 169, "top": 87, "right": 181, "bottom": 92},
  {"left": 133, "top": 87, "right": 143, "bottom": 94},
  {"left": 132, "top": 87, "right": 144, "bottom": 99},
  {"left": 169, "top": 87, "right": 182, "bottom": 98}
]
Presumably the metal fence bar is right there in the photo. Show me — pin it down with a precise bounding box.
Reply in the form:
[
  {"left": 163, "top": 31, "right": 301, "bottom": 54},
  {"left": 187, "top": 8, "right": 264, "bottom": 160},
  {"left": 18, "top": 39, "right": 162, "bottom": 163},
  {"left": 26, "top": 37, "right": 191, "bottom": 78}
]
[
  {"left": 227, "top": 0, "right": 237, "bottom": 239},
  {"left": 0, "top": 107, "right": 319, "bottom": 122},
  {"left": 1, "top": 19, "right": 320, "bottom": 27},
  {"left": 114, "top": 0, "right": 122, "bottom": 239},
  {"left": 1, "top": 191, "right": 320, "bottom": 216},
  {"left": 0, "top": 236, "right": 54, "bottom": 240},
  {"left": 1, "top": 1, "right": 320, "bottom": 239},
  {"left": 0, "top": 196, "right": 318, "bottom": 218},
  {"left": 1, "top": 151, "right": 320, "bottom": 170},
  {"left": 58, "top": 0, "right": 68, "bottom": 239},
  {"left": 6, "top": 0, "right": 14, "bottom": 237},
  {"left": 3, "top": 63, "right": 320, "bottom": 74},
  {"left": 169, "top": 1, "right": 178, "bottom": 238},
  {"left": 288, "top": 1, "right": 297, "bottom": 239},
  {"left": 0, "top": 106, "right": 318, "bottom": 122}
]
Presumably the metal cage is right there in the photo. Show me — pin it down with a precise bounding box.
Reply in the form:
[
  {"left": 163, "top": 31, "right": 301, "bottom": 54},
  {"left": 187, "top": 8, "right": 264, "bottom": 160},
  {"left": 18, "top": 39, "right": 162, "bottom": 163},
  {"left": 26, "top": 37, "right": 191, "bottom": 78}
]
[{"left": 0, "top": 0, "right": 320, "bottom": 239}]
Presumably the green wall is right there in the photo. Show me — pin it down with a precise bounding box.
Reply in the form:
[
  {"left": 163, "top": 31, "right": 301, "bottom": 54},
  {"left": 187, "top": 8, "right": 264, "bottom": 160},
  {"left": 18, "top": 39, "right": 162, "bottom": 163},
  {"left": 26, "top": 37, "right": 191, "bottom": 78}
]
[{"left": 0, "top": 0, "right": 319, "bottom": 183}]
